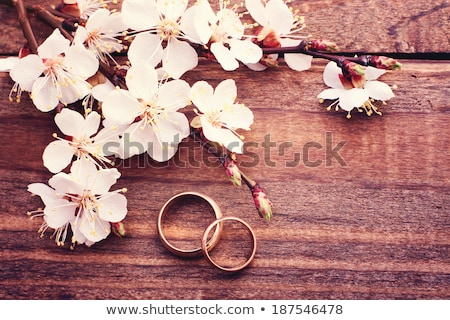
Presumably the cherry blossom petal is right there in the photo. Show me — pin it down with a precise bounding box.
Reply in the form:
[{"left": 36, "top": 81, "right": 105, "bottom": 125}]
[
  {"left": 42, "top": 140, "right": 75, "bottom": 173},
  {"left": 98, "top": 193, "right": 128, "bottom": 222},
  {"left": 85, "top": 8, "right": 111, "bottom": 30},
  {"left": 190, "top": 80, "right": 215, "bottom": 113},
  {"left": 59, "top": 80, "right": 91, "bottom": 105},
  {"left": 281, "top": 38, "right": 313, "bottom": 71},
  {"left": 153, "top": 111, "right": 189, "bottom": 143},
  {"left": 37, "top": 29, "right": 70, "bottom": 59},
  {"left": 64, "top": 44, "right": 99, "bottom": 79},
  {"left": 102, "top": 89, "right": 143, "bottom": 125},
  {"left": 220, "top": 105, "right": 254, "bottom": 130},
  {"left": 117, "top": 120, "right": 151, "bottom": 159},
  {"left": 85, "top": 8, "right": 126, "bottom": 34},
  {"left": 48, "top": 172, "right": 84, "bottom": 195},
  {"left": 157, "top": 79, "right": 191, "bottom": 111},
  {"left": 210, "top": 42, "right": 239, "bottom": 71},
  {"left": 365, "top": 66, "right": 387, "bottom": 81},
  {"left": 91, "top": 126, "right": 122, "bottom": 157},
  {"left": 364, "top": 80, "right": 395, "bottom": 101},
  {"left": 317, "top": 88, "right": 345, "bottom": 100},
  {"left": 44, "top": 199, "right": 77, "bottom": 228},
  {"left": 180, "top": 6, "right": 202, "bottom": 43},
  {"left": 127, "top": 32, "right": 163, "bottom": 67},
  {"left": 245, "top": 0, "right": 269, "bottom": 26},
  {"left": 157, "top": 0, "right": 187, "bottom": 20},
  {"left": 163, "top": 38, "right": 198, "bottom": 79},
  {"left": 201, "top": 118, "right": 244, "bottom": 153},
  {"left": 197, "top": 0, "right": 218, "bottom": 23},
  {"left": 213, "top": 79, "right": 237, "bottom": 107},
  {"left": 245, "top": 62, "right": 266, "bottom": 71},
  {"left": 91, "top": 80, "right": 115, "bottom": 102},
  {"left": 266, "top": 0, "right": 294, "bottom": 35},
  {"left": 146, "top": 126, "right": 180, "bottom": 162},
  {"left": 217, "top": 9, "right": 244, "bottom": 38},
  {"left": 71, "top": 224, "right": 91, "bottom": 245},
  {"left": 284, "top": 52, "right": 312, "bottom": 71},
  {"left": 229, "top": 39, "right": 263, "bottom": 64},
  {"left": 0, "top": 57, "right": 18, "bottom": 72},
  {"left": 101, "top": 12, "right": 127, "bottom": 34},
  {"left": 31, "top": 77, "right": 59, "bottom": 112},
  {"left": 74, "top": 26, "right": 89, "bottom": 44},
  {"left": 90, "top": 168, "right": 121, "bottom": 195},
  {"left": 194, "top": 6, "right": 213, "bottom": 44},
  {"left": 126, "top": 63, "right": 158, "bottom": 102},
  {"left": 9, "top": 55, "right": 45, "bottom": 91},
  {"left": 323, "top": 61, "right": 345, "bottom": 89},
  {"left": 54, "top": 108, "right": 98, "bottom": 138},
  {"left": 78, "top": 213, "right": 111, "bottom": 242},
  {"left": 339, "top": 88, "right": 369, "bottom": 111},
  {"left": 27, "top": 183, "right": 61, "bottom": 205},
  {"left": 121, "top": 0, "right": 159, "bottom": 30},
  {"left": 68, "top": 158, "right": 99, "bottom": 188}
]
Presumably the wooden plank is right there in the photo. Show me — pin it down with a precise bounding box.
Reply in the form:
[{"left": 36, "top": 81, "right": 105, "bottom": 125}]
[
  {"left": 0, "top": 58, "right": 449, "bottom": 299},
  {"left": 0, "top": 0, "right": 449, "bottom": 54}
]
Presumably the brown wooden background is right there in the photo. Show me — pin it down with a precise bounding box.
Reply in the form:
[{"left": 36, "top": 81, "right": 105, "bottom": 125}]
[{"left": 0, "top": 0, "right": 449, "bottom": 299}]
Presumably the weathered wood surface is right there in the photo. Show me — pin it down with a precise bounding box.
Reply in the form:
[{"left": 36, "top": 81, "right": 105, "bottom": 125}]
[
  {"left": 0, "top": 0, "right": 449, "bottom": 300},
  {"left": 1, "top": 0, "right": 450, "bottom": 54}
]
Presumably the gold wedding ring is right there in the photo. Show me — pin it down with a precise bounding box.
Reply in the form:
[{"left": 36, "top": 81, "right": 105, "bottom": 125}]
[
  {"left": 201, "top": 216, "right": 257, "bottom": 272},
  {"left": 157, "top": 192, "right": 223, "bottom": 258}
]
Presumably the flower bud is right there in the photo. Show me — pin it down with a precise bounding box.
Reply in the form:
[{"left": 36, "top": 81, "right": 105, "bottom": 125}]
[
  {"left": 18, "top": 44, "right": 32, "bottom": 59},
  {"left": 261, "top": 55, "right": 279, "bottom": 67},
  {"left": 308, "top": 39, "right": 339, "bottom": 52},
  {"left": 223, "top": 156, "right": 242, "bottom": 187},
  {"left": 56, "top": 1, "right": 80, "bottom": 17},
  {"left": 111, "top": 222, "right": 126, "bottom": 238},
  {"left": 251, "top": 184, "right": 273, "bottom": 221},
  {"left": 369, "top": 56, "right": 402, "bottom": 70},
  {"left": 342, "top": 60, "right": 366, "bottom": 88},
  {"left": 256, "top": 27, "right": 281, "bottom": 48}
]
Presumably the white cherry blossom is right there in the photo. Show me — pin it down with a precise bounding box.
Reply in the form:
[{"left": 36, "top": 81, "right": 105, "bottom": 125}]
[
  {"left": 63, "top": 0, "right": 115, "bottom": 19},
  {"left": 245, "top": 0, "right": 312, "bottom": 71},
  {"left": 9, "top": 29, "right": 99, "bottom": 112},
  {"left": 190, "top": 79, "right": 253, "bottom": 153},
  {"left": 74, "top": 8, "right": 127, "bottom": 64},
  {"left": 101, "top": 63, "right": 191, "bottom": 161},
  {"left": 43, "top": 108, "right": 120, "bottom": 173},
  {"left": 318, "top": 61, "right": 395, "bottom": 118},
  {"left": 27, "top": 159, "right": 127, "bottom": 247},
  {"left": 193, "top": 0, "right": 263, "bottom": 71},
  {"left": 122, "top": 0, "right": 198, "bottom": 79}
]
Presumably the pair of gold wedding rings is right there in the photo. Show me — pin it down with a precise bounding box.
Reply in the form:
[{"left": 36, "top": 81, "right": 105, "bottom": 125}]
[{"left": 157, "top": 192, "right": 256, "bottom": 272}]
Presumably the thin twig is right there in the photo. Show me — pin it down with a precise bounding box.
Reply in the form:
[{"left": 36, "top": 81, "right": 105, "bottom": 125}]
[{"left": 12, "top": 0, "right": 38, "bottom": 54}]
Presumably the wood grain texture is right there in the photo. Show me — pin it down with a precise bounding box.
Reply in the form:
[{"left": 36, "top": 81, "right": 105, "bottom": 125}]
[
  {"left": 0, "top": 0, "right": 449, "bottom": 300},
  {"left": 0, "top": 0, "right": 449, "bottom": 54}
]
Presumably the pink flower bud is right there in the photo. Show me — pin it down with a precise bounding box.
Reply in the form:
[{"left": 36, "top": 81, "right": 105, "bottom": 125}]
[
  {"left": 309, "top": 39, "right": 339, "bottom": 52},
  {"left": 111, "top": 222, "right": 126, "bottom": 238},
  {"left": 369, "top": 56, "right": 402, "bottom": 70},
  {"left": 252, "top": 184, "right": 273, "bottom": 221},
  {"left": 255, "top": 27, "right": 281, "bottom": 48},
  {"left": 341, "top": 61, "right": 366, "bottom": 88},
  {"left": 223, "top": 155, "right": 242, "bottom": 186}
]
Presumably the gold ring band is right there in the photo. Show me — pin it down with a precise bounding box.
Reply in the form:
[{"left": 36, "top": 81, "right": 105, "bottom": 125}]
[
  {"left": 201, "top": 216, "right": 257, "bottom": 272},
  {"left": 157, "top": 192, "right": 223, "bottom": 258}
]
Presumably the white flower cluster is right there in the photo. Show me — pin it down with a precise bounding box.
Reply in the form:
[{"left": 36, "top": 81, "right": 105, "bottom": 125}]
[{"left": 5, "top": 0, "right": 398, "bottom": 247}]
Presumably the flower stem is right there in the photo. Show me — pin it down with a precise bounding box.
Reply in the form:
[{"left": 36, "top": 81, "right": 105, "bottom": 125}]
[
  {"left": 11, "top": 0, "right": 38, "bottom": 54},
  {"left": 189, "top": 128, "right": 272, "bottom": 220},
  {"left": 262, "top": 40, "right": 374, "bottom": 67}
]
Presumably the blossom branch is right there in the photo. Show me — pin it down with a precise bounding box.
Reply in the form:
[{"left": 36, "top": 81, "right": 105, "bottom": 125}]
[
  {"left": 262, "top": 40, "right": 402, "bottom": 70},
  {"left": 189, "top": 128, "right": 273, "bottom": 221},
  {"left": 11, "top": 0, "right": 38, "bottom": 53}
]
